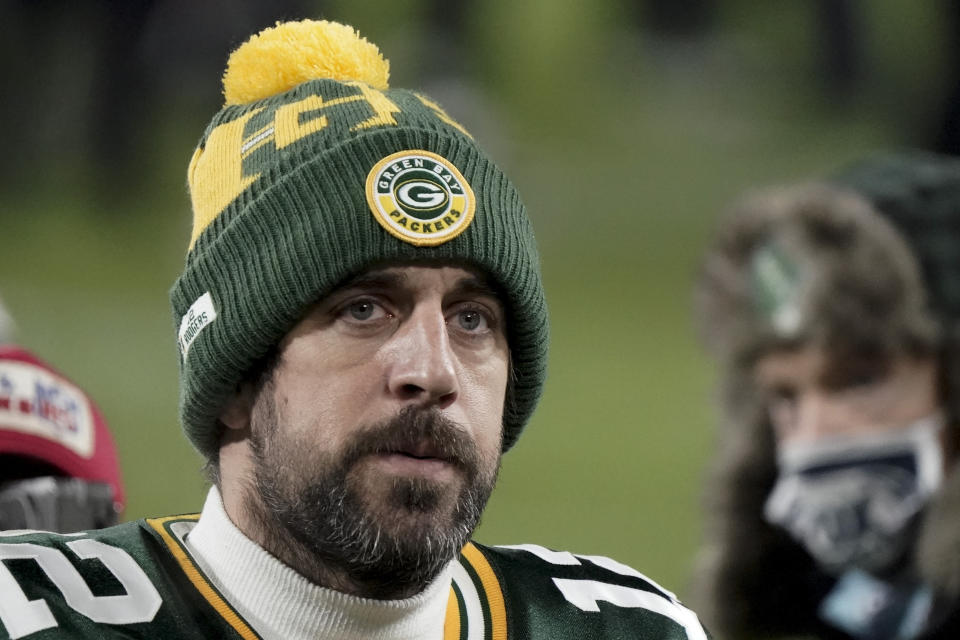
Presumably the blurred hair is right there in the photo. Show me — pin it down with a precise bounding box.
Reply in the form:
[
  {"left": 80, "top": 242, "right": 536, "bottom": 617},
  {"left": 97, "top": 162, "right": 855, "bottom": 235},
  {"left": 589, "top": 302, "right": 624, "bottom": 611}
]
[{"left": 695, "top": 182, "right": 937, "bottom": 369}]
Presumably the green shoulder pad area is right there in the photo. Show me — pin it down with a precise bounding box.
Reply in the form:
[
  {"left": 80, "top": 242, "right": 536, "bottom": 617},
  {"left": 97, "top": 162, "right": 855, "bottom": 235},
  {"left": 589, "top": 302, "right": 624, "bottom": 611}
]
[
  {"left": 0, "top": 516, "right": 257, "bottom": 640},
  {"left": 458, "top": 542, "right": 710, "bottom": 640}
]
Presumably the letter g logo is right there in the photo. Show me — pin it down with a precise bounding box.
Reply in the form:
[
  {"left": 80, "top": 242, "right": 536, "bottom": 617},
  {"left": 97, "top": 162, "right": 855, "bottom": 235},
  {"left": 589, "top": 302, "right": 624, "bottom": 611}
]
[{"left": 397, "top": 181, "right": 447, "bottom": 210}]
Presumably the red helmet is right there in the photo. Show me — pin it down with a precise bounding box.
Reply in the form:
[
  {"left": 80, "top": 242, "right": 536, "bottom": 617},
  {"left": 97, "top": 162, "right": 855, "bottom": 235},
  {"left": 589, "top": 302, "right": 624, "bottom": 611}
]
[{"left": 0, "top": 345, "right": 124, "bottom": 515}]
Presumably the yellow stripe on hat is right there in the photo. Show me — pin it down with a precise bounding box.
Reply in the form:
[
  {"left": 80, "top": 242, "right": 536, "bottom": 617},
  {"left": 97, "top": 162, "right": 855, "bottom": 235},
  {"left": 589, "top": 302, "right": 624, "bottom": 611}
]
[{"left": 187, "top": 110, "right": 263, "bottom": 248}]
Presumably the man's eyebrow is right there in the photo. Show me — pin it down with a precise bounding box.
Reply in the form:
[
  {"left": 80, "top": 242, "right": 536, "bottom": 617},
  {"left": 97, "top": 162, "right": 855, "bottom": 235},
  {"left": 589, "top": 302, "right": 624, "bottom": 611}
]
[
  {"left": 336, "top": 270, "right": 408, "bottom": 292},
  {"left": 453, "top": 276, "right": 504, "bottom": 303},
  {"left": 332, "top": 270, "right": 504, "bottom": 307}
]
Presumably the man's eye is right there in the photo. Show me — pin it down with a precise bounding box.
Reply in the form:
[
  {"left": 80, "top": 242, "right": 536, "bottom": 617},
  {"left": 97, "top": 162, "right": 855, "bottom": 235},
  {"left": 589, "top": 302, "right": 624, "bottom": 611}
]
[
  {"left": 770, "top": 386, "right": 796, "bottom": 404},
  {"left": 456, "top": 309, "right": 487, "bottom": 331},
  {"left": 346, "top": 300, "right": 379, "bottom": 321},
  {"left": 844, "top": 371, "right": 881, "bottom": 389}
]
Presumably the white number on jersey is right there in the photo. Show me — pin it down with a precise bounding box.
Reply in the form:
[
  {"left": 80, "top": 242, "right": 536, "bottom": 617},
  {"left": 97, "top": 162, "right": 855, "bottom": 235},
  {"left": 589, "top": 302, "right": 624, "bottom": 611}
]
[
  {"left": 501, "top": 544, "right": 707, "bottom": 640},
  {"left": 0, "top": 539, "right": 162, "bottom": 639}
]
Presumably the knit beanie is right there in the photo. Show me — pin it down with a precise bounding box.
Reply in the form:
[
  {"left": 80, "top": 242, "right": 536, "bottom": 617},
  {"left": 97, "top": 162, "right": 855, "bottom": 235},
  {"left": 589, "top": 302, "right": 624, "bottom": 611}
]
[{"left": 171, "top": 20, "right": 548, "bottom": 460}]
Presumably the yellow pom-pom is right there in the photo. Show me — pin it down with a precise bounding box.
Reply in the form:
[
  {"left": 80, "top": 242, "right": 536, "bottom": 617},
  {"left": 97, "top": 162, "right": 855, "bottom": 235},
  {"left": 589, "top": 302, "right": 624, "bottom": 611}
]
[{"left": 222, "top": 20, "right": 390, "bottom": 106}]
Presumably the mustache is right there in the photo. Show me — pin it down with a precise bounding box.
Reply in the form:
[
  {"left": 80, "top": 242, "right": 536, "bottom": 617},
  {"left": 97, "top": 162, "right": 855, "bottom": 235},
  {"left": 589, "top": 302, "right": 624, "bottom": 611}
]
[{"left": 341, "top": 406, "right": 480, "bottom": 475}]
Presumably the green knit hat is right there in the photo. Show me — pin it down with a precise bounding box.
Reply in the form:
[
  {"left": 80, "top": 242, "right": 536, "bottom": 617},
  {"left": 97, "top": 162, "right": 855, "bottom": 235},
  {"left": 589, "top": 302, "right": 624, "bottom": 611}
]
[{"left": 170, "top": 20, "right": 548, "bottom": 460}]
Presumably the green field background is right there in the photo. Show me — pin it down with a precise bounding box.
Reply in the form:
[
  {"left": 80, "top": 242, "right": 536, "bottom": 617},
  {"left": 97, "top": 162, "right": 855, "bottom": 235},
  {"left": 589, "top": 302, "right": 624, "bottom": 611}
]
[{"left": 1, "top": 1, "right": 948, "bottom": 598}]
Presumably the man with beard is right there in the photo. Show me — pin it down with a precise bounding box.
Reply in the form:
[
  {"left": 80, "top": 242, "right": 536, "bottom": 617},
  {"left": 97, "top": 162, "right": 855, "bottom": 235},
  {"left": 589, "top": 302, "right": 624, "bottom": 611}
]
[
  {"left": 691, "top": 151, "right": 960, "bottom": 639},
  {"left": 0, "top": 19, "right": 708, "bottom": 640}
]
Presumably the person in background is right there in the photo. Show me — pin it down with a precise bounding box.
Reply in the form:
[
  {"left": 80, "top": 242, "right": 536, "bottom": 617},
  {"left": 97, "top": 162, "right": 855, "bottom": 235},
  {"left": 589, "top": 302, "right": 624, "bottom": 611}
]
[
  {"left": 691, "top": 151, "right": 960, "bottom": 639},
  {"left": 0, "top": 344, "right": 124, "bottom": 532}
]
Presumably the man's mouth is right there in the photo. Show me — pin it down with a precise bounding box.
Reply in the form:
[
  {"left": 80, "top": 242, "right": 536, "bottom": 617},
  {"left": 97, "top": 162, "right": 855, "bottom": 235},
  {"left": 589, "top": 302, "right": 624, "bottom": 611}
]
[
  {"left": 346, "top": 408, "right": 477, "bottom": 480},
  {"left": 394, "top": 439, "right": 449, "bottom": 461},
  {"left": 369, "top": 440, "right": 460, "bottom": 478}
]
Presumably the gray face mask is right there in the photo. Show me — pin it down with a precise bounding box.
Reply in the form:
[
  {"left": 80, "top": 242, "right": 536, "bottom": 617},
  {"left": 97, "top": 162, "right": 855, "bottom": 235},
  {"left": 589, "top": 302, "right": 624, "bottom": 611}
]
[{"left": 764, "top": 413, "right": 944, "bottom": 576}]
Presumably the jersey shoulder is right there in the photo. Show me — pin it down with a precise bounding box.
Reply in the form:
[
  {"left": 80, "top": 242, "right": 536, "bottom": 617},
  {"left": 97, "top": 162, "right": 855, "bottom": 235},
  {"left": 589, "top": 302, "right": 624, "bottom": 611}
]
[
  {"left": 0, "top": 516, "right": 257, "bottom": 640},
  {"left": 457, "top": 541, "right": 710, "bottom": 640}
]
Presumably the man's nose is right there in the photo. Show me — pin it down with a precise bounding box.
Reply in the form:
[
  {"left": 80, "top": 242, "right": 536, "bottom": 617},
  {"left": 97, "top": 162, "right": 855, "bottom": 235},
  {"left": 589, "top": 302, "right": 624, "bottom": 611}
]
[
  {"left": 792, "top": 392, "right": 848, "bottom": 442},
  {"left": 385, "top": 305, "right": 459, "bottom": 409}
]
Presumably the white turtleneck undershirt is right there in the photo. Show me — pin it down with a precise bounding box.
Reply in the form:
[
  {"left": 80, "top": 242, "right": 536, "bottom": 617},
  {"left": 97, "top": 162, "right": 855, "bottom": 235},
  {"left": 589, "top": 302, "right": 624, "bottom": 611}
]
[{"left": 184, "top": 487, "right": 453, "bottom": 640}]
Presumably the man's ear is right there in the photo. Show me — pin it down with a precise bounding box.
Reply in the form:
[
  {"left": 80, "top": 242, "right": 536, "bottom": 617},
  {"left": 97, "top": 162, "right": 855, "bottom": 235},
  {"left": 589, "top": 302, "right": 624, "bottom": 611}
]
[{"left": 220, "top": 383, "right": 255, "bottom": 432}]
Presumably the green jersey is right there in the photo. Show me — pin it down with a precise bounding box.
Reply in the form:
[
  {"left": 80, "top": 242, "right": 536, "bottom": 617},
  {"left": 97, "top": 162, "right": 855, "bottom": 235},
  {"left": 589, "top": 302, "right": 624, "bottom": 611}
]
[{"left": 0, "top": 515, "right": 707, "bottom": 639}]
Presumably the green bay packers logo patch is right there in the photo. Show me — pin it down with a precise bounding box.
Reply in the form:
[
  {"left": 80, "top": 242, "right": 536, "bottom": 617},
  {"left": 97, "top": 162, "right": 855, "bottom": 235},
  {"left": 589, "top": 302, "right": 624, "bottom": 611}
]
[{"left": 365, "top": 150, "right": 475, "bottom": 246}]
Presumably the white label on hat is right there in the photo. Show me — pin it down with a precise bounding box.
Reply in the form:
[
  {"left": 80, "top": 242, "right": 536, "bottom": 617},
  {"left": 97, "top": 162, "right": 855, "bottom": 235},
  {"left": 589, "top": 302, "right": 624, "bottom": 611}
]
[
  {"left": 179, "top": 292, "right": 217, "bottom": 357},
  {"left": 0, "top": 361, "right": 95, "bottom": 458}
]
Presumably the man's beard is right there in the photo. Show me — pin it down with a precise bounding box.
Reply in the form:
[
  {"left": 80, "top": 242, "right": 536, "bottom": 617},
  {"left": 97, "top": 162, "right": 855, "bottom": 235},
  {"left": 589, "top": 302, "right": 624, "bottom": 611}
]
[{"left": 245, "top": 396, "right": 500, "bottom": 599}]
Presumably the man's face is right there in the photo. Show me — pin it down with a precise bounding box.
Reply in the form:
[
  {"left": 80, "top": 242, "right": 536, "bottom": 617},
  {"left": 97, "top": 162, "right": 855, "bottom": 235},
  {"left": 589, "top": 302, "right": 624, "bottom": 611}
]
[
  {"left": 231, "top": 265, "right": 509, "bottom": 597},
  {"left": 753, "top": 345, "right": 939, "bottom": 446},
  {"left": 755, "top": 344, "right": 946, "bottom": 576}
]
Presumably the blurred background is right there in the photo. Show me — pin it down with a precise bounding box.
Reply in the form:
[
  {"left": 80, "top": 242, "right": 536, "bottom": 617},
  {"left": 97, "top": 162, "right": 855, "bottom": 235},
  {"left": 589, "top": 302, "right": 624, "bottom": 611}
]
[{"left": 2, "top": 0, "right": 958, "bottom": 598}]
